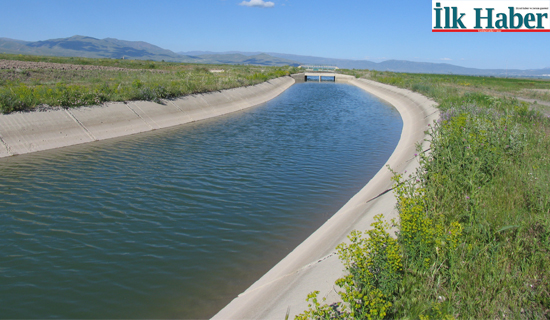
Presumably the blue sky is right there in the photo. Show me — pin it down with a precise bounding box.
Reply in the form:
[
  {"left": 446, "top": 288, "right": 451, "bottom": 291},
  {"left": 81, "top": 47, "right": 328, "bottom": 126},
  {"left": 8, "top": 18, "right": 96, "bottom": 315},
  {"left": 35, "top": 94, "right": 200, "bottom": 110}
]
[{"left": 0, "top": 0, "right": 548, "bottom": 69}]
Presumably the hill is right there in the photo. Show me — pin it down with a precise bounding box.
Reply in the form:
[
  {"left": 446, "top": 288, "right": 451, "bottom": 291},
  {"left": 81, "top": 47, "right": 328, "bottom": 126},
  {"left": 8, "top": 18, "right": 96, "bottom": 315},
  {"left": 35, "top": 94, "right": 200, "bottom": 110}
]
[
  {"left": 0, "top": 36, "right": 299, "bottom": 66},
  {"left": 0, "top": 35, "right": 191, "bottom": 61},
  {"left": 1, "top": 36, "right": 549, "bottom": 76}
]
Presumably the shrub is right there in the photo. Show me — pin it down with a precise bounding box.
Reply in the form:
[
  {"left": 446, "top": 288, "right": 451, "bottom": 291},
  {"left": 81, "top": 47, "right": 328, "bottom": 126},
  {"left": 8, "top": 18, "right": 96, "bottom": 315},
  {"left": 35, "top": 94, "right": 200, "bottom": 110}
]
[{"left": 296, "top": 215, "right": 402, "bottom": 320}]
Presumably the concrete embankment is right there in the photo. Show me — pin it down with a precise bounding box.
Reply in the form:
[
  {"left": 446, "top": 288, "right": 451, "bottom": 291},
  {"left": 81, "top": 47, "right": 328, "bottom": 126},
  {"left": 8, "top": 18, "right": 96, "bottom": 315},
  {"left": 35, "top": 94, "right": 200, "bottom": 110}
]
[
  {"left": 0, "top": 76, "right": 295, "bottom": 158},
  {"left": 212, "top": 79, "right": 439, "bottom": 320}
]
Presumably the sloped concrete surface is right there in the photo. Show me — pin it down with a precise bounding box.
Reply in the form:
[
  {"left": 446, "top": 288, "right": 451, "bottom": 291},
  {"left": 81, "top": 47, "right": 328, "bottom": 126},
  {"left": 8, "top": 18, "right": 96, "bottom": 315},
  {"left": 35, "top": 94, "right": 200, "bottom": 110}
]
[
  {"left": 0, "top": 77, "right": 294, "bottom": 158},
  {"left": 212, "top": 78, "right": 439, "bottom": 320},
  {"left": 169, "top": 95, "right": 212, "bottom": 122},
  {"left": 68, "top": 102, "right": 152, "bottom": 140},
  {"left": 127, "top": 101, "right": 188, "bottom": 130},
  {"left": 0, "top": 136, "right": 9, "bottom": 157},
  {"left": 0, "top": 108, "right": 94, "bottom": 156}
]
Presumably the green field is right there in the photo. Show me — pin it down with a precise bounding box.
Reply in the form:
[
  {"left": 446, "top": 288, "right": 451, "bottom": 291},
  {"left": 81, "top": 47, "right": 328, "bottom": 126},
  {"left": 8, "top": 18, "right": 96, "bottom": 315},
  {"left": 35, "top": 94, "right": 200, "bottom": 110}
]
[
  {"left": 0, "top": 53, "right": 298, "bottom": 114},
  {"left": 299, "top": 71, "right": 550, "bottom": 319},
  {"left": 343, "top": 69, "right": 550, "bottom": 114}
]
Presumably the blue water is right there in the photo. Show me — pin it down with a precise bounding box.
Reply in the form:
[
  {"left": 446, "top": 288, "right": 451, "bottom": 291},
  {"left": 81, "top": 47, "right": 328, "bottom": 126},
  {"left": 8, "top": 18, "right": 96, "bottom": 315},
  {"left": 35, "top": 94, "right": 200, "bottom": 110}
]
[{"left": 0, "top": 82, "right": 402, "bottom": 319}]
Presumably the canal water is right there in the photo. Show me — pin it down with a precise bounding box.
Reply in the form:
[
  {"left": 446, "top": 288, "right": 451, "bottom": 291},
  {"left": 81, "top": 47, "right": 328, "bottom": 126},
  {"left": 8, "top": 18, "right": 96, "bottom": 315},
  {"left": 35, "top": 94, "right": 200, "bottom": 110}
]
[{"left": 0, "top": 82, "right": 402, "bottom": 319}]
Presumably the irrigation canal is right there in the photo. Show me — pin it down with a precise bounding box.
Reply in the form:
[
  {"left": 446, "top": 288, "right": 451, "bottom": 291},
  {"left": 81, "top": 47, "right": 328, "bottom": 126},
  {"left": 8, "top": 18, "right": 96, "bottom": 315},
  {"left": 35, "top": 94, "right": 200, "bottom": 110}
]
[{"left": 0, "top": 82, "right": 402, "bottom": 318}]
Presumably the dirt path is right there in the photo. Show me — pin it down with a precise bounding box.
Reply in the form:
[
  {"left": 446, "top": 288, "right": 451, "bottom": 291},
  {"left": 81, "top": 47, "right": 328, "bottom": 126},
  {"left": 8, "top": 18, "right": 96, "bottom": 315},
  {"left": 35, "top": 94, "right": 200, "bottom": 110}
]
[
  {"left": 519, "top": 99, "right": 550, "bottom": 116},
  {"left": 507, "top": 95, "right": 550, "bottom": 116}
]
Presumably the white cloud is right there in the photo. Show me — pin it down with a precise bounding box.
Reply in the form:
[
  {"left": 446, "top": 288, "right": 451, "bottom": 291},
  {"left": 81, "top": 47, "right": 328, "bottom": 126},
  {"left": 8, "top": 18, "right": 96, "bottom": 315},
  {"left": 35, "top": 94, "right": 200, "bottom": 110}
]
[
  {"left": 239, "top": 0, "right": 275, "bottom": 7},
  {"left": 440, "top": 58, "right": 452, "bottom": 61}
]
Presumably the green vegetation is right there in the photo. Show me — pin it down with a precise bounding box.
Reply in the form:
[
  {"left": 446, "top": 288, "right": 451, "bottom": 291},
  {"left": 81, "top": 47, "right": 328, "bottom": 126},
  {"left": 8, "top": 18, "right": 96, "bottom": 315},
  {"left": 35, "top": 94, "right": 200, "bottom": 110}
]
[
  {"left": 0, "top": 53, "right": 298, "bottom": 113},
  {"left": 297, "top": 71, "right": 550, "bottom": 319},
  {"left": 296, "top": 215, "right": 402, "bottom": 320},
  {"left": 341, "top": 69, "right": 550, "bottom": 114}
]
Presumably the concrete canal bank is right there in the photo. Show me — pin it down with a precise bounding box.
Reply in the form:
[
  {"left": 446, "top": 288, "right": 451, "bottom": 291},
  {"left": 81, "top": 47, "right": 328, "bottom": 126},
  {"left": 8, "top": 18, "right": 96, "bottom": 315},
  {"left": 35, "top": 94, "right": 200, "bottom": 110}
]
[
  {"left": 212, "top": 78, "right": 439, "bottom": 319},
  {"left": 0, "top": 76, "right": 294, "bottom": 158}
]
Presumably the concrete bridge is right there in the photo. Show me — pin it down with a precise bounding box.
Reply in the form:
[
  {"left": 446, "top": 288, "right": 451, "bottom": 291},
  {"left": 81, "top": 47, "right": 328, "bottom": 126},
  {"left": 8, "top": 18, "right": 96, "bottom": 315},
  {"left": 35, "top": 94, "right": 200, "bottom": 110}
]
[
  {"left": 291, "top": 72, "right": 355, "bottom": 83},
  {"left": 299, "top": 65, "right": 339, "bottom": 72}
]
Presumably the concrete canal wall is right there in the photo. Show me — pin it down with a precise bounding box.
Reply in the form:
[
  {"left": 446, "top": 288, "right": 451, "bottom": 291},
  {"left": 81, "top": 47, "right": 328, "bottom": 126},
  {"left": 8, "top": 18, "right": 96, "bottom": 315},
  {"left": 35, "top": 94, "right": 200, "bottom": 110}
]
[
  {"left": 212, "top": 78, "right": 439, "bottom": 320},
  {"left": 0, "top": 76, "right": 295, "bottom": 158}
]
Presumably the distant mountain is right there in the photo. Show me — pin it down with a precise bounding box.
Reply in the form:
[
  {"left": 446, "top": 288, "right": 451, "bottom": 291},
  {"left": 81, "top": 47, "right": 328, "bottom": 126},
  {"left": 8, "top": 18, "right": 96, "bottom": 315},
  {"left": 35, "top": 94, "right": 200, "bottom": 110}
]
[
  {"left": 181, "top": 50, "right": 378, "bottom": 68},
  {"left": 193, "top": 53, "right": 300, "bottom": 66},
  {"left": 179, "top": 50, "right": 263, "bottom": 56},
  {"left": 370, "top": 60, "right": 547, "bottom": 77},
  {"left": 0, "top": 35, "right": 193, "bottom": 61},
  {"left": 0, "top": 37, "right": 28, "bottom": 44},
  {"left": 0, "top": 36, "right": 300, "bottom": 66},
  {"left": 210, "top": 51, "right": 549, "bottom": 77},
  {"left": 184, "top": 50, "right": 550, "bottom": 77},
  {"left": 268, "top": 52, "right": 378, "bottom": 69},
  {"left": 1, "top": 36, "right": 548, "bottom": 76}
]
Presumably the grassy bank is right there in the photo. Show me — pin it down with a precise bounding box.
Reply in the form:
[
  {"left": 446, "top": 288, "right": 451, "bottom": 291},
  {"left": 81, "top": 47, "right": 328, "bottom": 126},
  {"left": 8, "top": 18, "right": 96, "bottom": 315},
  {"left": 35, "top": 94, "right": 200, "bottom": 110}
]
[
  {"left": 0, "top": 53, "right": 298, "bottom": 113},
  {"left": 342, "top": 70, "right": 550, "bottom": 114},
  {"left": 297, "top": 72, "right": 550, "bottom": 319}
]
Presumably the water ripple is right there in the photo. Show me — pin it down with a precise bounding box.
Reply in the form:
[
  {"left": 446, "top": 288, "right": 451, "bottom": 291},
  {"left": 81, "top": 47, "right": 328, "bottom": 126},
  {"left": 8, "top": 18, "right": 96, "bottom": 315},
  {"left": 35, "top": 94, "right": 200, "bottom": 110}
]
[{"left": 0, "top": 83, "right": 402, "bottom": 319}]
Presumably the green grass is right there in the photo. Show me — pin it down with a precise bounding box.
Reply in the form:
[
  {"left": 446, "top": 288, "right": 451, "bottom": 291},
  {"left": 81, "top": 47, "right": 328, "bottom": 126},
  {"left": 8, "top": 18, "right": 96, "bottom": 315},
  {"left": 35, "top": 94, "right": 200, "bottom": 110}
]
[
  {"left": 340, "top": 69, "right": 550, "bottom": 93},
  {"left": 340, "top": 69, "right": 550, "bottom": 115},
  {"left": 0, "top": 53, "right": 299, "bottom": 113},
  {"left": 297, "top": 72, "right": 550, "bottom": 319}
]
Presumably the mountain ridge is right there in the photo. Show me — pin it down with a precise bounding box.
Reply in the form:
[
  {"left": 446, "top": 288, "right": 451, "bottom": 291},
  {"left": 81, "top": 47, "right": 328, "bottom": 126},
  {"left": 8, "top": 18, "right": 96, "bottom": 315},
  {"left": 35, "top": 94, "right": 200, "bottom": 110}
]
[{"left": 0, "top": 36, "right": 548, "bottom": 77}]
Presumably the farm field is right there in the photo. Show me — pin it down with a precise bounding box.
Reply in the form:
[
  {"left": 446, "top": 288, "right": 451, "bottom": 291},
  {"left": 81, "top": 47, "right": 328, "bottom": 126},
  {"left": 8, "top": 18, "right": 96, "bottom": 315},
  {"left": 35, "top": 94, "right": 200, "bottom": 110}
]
[{"left": 0, "top": 53, "right": 297, "bottom": 113}]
